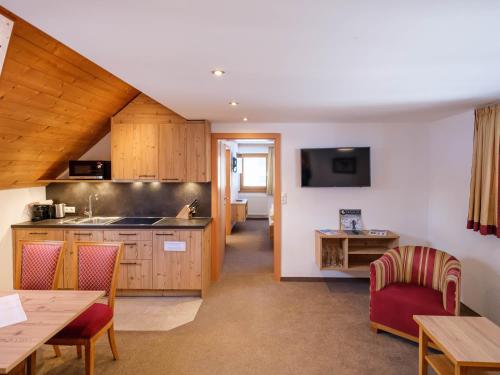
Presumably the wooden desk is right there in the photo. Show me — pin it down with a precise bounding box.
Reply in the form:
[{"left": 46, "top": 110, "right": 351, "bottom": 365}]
[
  {"left": 0, "top": 290, "right": 104, "bottom": 374},
  {"left": 414, "top": 315, "right": 500, "bottom": 375}
]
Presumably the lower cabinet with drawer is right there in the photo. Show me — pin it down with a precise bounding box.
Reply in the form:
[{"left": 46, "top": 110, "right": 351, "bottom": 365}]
[
  {"left": 12, "top": 224, "right": 211, "bottom": 297},
  {"left": 103, "top": 230, "right": 154, "bottom": 291}
]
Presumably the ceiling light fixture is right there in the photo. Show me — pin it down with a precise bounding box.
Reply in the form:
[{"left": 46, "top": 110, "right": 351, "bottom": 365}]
[
  {"left": 243, "top": 117, "right": 248, "bottom": 122},
  {"left": 229, "top": 101, "right": 239, "bottom": 106},
  {"left": 211, "top": 69, "right": 225, "bottom": 77}
]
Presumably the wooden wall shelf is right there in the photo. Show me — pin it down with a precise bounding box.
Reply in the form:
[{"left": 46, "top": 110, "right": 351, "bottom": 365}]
[{"left": 315, "top": 230, "right": 399, "bottom": 272}]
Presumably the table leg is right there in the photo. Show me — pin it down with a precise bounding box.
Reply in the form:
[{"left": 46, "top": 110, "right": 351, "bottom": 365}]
[
  {"left": 454, "top": 365, "right": 466, "bottom": 375},
  {"left": 418, "top": 326, "right": 428, "bottom": 375},
  {"left": 25, "top": 351, "right": 36, "bottom": 375}
]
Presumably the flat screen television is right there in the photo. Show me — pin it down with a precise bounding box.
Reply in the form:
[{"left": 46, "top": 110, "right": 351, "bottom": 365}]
[{"left": 301, "top": 147, "right": 371, "bottom": 187}]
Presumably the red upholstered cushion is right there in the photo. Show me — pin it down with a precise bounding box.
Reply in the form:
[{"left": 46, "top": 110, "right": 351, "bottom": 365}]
[
  {"left": 370, "top": 283, "right": 452, "bottom": 337},
  {"left": 21, "top": 243, "right": 62, "bottom": 290},
  {"left": 52, "top": 303, "right": 113, "bottom": 339}
]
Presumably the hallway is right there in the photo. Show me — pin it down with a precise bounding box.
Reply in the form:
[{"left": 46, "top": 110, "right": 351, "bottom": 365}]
[{"left": 224, "top": 219, "right": 273, "bottom": 275}]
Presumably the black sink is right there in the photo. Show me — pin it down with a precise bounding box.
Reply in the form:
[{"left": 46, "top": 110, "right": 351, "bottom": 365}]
[{"left": 110, "top": 217, "right": 163, "bottom": 225}]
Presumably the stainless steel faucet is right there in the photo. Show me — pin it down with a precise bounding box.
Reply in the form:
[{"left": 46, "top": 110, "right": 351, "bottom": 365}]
[{"left": 84, "top": 194, "right": 99, "bottom": 218}]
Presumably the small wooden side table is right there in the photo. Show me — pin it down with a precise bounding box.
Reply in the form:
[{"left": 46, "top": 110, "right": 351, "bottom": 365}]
[{"left": 414, "top": 315, "right": 500, "bottom": 375}]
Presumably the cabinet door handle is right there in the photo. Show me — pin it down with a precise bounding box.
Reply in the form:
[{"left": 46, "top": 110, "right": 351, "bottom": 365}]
[
  {"left": 119, "top": 233, "right": 137, "bottom": 236},
  {"left": 161, "top": 178, "right": 179, "bottom": 181},
  {"left": 124, "top": 242, "right": 137, "bottom": 246},
  {"left": 75, "top": 233, "right": 92, "bottom": 236},
  {"left": 155, "top": 233, "right": 174, "bottom": 236},
  {"left": 29, "top": 232, "right": 48, "bottom": 235},
  {"left": 138, "top": 175, "right": 156, "bottom": 178},
  {"left": 121, "top": 261, "right": 139, "bottom": 265}
]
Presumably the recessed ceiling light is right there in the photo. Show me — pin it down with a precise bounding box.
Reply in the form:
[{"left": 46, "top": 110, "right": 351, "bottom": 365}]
[
  {"left": 243, "top": 117, "right": 248, "bottom": 122},
  {"left": 229, "top": 101, "right": 239, "bottom": 106},
  {"left": 211, "top": 69, "right": 225, "bottom": 77}
]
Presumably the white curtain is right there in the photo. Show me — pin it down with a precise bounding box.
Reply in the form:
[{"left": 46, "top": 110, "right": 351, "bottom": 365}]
[{"left": 266, "top": 146, "right": 275, "bottom": 195}]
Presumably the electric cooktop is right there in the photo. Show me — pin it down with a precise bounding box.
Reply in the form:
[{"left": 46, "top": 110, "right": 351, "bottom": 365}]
[{"left": 110, "top": 217, "right": 163, "bottom": 225}]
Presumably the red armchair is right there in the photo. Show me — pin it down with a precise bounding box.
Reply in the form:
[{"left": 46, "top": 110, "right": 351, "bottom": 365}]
[{"left": 370, "top": 246, "right": 461, "bottom": 342}]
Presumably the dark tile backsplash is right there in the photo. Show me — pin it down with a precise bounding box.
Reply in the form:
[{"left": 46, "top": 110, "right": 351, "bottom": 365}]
[{"left": 46, "top": 182, "right": 211, "bottom": 217}]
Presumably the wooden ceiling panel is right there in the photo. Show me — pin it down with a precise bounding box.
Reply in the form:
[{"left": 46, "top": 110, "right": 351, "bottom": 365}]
[{"left": 0, "top": 6, "right": 140, "bottom": 188}]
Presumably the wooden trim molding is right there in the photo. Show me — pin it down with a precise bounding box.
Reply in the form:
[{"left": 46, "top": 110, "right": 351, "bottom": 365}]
[{"left": 211, "top": 133, "right": 281, "bottom": 281}]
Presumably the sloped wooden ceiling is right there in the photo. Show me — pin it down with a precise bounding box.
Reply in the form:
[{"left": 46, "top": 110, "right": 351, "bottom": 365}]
[{"left": 0, "top": 7, "right": 140, "bottom": 188}]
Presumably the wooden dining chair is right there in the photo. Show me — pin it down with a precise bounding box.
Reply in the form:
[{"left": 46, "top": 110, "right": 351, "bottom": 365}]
[
  {"left": 14, "top": 240, "right": 66, "bottom": 290},
  {"left": 47, "top": 242, "right": 123, "bottom": 375},
  {"left": 15, "top": 240, "right": 67, "bottom": 359}
]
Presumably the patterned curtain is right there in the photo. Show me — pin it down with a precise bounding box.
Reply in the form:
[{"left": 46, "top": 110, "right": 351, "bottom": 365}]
[{"left": 467, "top": 104, "right": 500, "bottom": 237}]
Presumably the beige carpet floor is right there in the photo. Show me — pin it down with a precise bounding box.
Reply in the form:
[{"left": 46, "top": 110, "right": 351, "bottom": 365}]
[{"left": 37, "top": 219, "right": 425, "bottom": 375}]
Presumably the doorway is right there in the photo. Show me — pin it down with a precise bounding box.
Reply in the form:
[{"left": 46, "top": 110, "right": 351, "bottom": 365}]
[{"left": 211, "top": 133, "right": 281, "bottom": 282}]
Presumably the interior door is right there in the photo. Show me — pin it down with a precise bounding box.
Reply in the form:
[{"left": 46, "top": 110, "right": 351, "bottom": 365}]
[
  {"left": 225, "top": 148, "right": 232, "bottom": 235},
  {"left": 217, "top": 141, "right": 227, "bottom": 274}
]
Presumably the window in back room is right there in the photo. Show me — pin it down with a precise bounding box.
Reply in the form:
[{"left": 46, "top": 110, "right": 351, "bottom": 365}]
[{"left": 239, "top": 153, "right": 267, "bottom": 192}]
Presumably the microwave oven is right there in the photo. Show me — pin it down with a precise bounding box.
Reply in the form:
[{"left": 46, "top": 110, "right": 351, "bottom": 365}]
[{"left": 68, "top": 160, "right": 111, "bottom": 180}]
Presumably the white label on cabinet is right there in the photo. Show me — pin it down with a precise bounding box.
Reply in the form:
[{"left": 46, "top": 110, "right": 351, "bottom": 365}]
[{"left": 164, "top": 241, "right": 186, "bottom": 252}]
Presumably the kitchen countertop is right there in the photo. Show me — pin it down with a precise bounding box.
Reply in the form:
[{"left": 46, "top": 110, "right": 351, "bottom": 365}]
[{"left": 11, "top": 217, "right": 212, "bottom": 229}]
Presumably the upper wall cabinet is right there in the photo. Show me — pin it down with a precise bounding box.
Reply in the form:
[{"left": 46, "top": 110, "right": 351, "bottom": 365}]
[
  {"left": 111, "top": 94, "right": 211, "bottom": 182},
  {"left": 159, "top": 123, "right": 187, "bottom": 182},
  {"left": 111, "top": 122, "right": 158, "bottom": 180}
]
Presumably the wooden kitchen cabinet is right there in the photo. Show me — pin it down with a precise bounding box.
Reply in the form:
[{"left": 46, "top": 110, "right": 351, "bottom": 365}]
[
  {"left": 153, "top": 230, "right": 202, "bottom": 290},
  {"left": 13, "top": 229, "right": 64, "bottom": 241},
  {"left": 103, "top": 230, "right": 152, "bottom": 241},
  {"left": 110, "top": 119, "right": 134, "bottom": 180},
  {"left": 133, "top": 123, "right": 159, "bottom": 180},
  {"left": 111, "top": 121, "right": 158, "bottom": 180},
  {"left": 111, "top": 93, "right": 211, "bottom": 182},
  {"left": 159, "top": 123, "right": 187, "bottom": 182},
  {"left": 63, "top": 230, "right": 104, "bottom": 288},
  {"left": 118, "top": 260, "right": 153, "bottom": 290},
  {"left": 12, "top": 223, "right": 211, "bottom": 296},
  {"left": 104, "top": 230, "right": 154, "bottom": 290},
  {"left": 152, "top": 226, "right": 211, "bottom": 295},
  {"left": 186, "top": 120, "right": 211, "bottom": 182}
]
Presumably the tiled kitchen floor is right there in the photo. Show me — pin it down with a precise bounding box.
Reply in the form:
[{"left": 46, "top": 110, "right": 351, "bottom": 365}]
[{"left": 113, "top": 296, "right": 203, "bottom": 331}]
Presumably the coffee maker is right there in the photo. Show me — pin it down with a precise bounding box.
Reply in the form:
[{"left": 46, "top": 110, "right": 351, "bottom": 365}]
[{"left": 31, "top": 204, "right": 53, "bottom": 221}]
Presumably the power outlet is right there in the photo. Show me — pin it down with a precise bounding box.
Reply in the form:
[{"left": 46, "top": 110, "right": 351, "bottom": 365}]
[
  {"left": 64, "top": 206, "right": 76, "bottom": 213},
  {"left": 281, "top": 192, "right": 287, "bottom": 205}
]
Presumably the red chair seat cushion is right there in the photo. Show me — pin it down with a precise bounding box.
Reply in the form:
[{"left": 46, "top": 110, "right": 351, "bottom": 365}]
[
  {"left": 370, "top": 283, "right": 452, "bottom": 337},
  {"left": 53, "top": 303, "right": 113, "bottom": 339}
]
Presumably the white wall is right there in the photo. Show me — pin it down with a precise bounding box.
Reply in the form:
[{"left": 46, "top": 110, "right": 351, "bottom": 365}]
[
  {"left": 213, "top": 122, "right": 430, "bottom": 277},
  {"left": 0, "top": 187, "right": 46, "bottom": 289},
  {"left": 427, "top": 111, "right": 500, "bottom": 323}
]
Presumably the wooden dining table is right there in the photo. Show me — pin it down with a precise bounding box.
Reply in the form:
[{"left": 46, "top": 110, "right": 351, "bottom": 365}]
[{"left": 0, "top": 290, "right": 104, "bottom": 375}]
